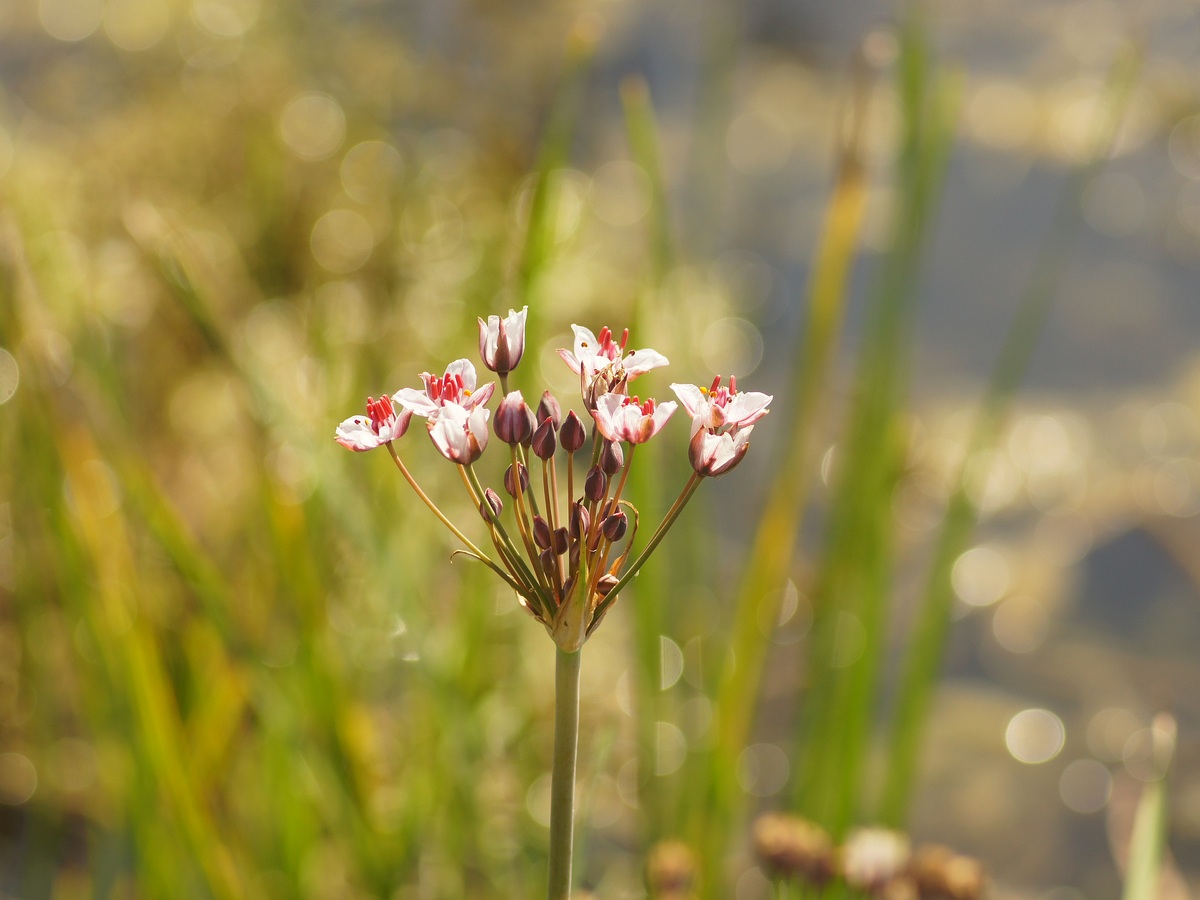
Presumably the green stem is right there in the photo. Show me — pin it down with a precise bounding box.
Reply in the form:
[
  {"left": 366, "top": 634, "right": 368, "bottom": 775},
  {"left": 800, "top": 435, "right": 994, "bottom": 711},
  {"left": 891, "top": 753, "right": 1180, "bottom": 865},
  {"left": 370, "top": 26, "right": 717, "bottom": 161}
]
[{"left": 547, "top": 646, "right": 583, "bottom": 900}]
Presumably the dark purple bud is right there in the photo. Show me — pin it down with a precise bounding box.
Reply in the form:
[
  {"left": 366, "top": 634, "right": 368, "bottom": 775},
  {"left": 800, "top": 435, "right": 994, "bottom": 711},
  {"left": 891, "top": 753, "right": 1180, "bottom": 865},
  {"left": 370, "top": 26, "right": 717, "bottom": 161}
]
[
  {"left": 494, "top": 391, "right": 535, "bottom": 445},
  {"left": 584, "top": 466, "right": 607, "bottom": 502},
  {"left": 600, "top": 440, "right": 624, "bottom": 475},
  {"left": 533, "top": 515, "right": 552, "bottom": 550},
  {"left": 560, "top": 410, "right": 586, "bottom": 454},
  {"left": 531, "top": 418, "right": 557, "bottom": 461},
  {"left": 503, "top": 462, "right": 529, "bottom": 497},
  {"left": 537, "top": 391, "right": 562, "bottom": 429},
  {"left": 601, "top": 510, "right": 628, "bottom": 542},
  {"left": 553, "top": 527, "right": 569, "bottom": 555},
  {"left": 570, "top": 502, "right": 590, "bottom": 542},
  {"left": 479, "top": 488, "right": 503, "bottom": 522},
  {"left": 596, "top": 573, "right": 620, "bottom": 596},
  {"left": 539, "top": 547, "right": 557, "bottom": 579}
]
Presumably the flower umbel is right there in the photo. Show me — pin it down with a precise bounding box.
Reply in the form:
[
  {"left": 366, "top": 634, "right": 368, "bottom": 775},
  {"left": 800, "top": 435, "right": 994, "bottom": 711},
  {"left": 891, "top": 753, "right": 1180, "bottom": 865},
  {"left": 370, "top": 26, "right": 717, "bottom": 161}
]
[{"left": 336, "top": 312, "right": 773, "bottom": 900}]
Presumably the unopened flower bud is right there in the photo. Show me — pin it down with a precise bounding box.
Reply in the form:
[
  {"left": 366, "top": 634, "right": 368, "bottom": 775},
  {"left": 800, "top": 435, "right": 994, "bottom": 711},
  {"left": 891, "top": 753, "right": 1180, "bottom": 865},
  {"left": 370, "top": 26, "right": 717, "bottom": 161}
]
[
  {"left": 537, "top": 391, "right": 562, "bottom": 428},
  {"left": 533, "top": 515, "right": 552, "bottom": 550},
  {"left": 584, "top": 466, "right": 607, "bottom": 502},
  {"left": 531, "top": 418, "right": 557, "bottom": 460},
  {"left": 911, "top": 845, "right": 985, "bottom": 900},
  {"left": 495, "top": 391, "right": 535, "bottom": 445},
  {"left": 539, "top": 547, "right": 557, "bottom": 579},
  {"left": 560, "top": 410, "right": 586, "bottom": 453},
  {"left": 479, "top": 488, "right": 503, "bottom": 522},
  {"left": 570, "top": 502, "right": 590, "bottom": 542},
  {"left": 840, "top": 828, "right": 910, "bottom": 891},
  {"left": 553, "top": 527, "right": 569, "bottom": 555},
  {"left": 600, "top": 439, "right": 624, "bottom": 475},
  {"left": 504, "top": 462, "right": 529, "bottom": 497},
  {"left": 596, "top": 574, "right": 619, "bottom": 596},
  {"left": 601, "top": 510, "right": 628, "bottom": 542}
]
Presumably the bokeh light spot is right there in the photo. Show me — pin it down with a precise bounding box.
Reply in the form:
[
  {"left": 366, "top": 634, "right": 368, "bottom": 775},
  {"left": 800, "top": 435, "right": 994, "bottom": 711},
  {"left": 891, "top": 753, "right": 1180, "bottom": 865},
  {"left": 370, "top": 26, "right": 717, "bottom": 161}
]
[
  {"left": 736, "top": 742, "right": 789, "bottom": 797},
  {"left": 659, "top": 635, "right": 683, "bottom": 691},
  {"left": 1006, "top": 708, "right": 1065, "bottom": 765},
  {"left": 40, "top": 0, "right": 104, "bottom": 42},
  {"left": 951, "top": 545, "right": 1010, "bottom": 608},
  {"left": 103, "top": 0, "right": 170, "bottom": 50},
  {"left": 1059, "top": 758, "right": 1111, "bottom": 814},
  {"left": 311, "top": 209, "right": 375, "bottom": 274},
  {"left": 0, "top": 753, "right": 37, "bottom": 805},
  {"left": 279, "top": 93, "right": 346, "bottom": 161},
  {"left": 700, "top": 317, "right": 763, "bottom": 377},
  {"left": 341, "top": 141, "right": 404, "bottom": 204}
]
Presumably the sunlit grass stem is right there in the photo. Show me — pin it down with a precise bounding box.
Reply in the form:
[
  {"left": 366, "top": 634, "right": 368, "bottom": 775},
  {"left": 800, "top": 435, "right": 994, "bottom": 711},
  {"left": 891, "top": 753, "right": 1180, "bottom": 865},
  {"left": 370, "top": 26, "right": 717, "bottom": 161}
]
[{"left": 547, "top": 646, "right": 583, "bottom": 900}]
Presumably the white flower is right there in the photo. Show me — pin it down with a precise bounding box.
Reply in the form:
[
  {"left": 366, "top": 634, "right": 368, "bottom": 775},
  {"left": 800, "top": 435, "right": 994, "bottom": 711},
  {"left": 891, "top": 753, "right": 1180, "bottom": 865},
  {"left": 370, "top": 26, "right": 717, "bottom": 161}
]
[
  {"left": 428, "top": 401, "right": 490, "bottom": 464},
  {"left": 394, "top": 358, "right": 496, "bottom": 418},
  {"left": 335, "top": 394, "right": 412, "bottom": 452}
]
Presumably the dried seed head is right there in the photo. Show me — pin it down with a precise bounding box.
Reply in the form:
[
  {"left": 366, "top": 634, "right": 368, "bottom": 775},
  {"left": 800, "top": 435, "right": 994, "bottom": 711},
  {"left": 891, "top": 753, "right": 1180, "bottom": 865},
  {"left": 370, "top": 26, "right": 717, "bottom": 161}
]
[
  {"left": 911, "top": 845, "right": 985, "bottom": 900},
  {"left": 503, "top": 462, "right": 529, "bottom": 497},
  {"left": 839, "top": 828, "right": 910, "bottom": 891},
  {"left": 560, "top": 410, "right": 586, "bottom": 453},
  {"left": 752, "top": 813, "right": 834, "bottom": 885},
  {"left": 645, "top": 839, "right": 696, "bottom": 897}
]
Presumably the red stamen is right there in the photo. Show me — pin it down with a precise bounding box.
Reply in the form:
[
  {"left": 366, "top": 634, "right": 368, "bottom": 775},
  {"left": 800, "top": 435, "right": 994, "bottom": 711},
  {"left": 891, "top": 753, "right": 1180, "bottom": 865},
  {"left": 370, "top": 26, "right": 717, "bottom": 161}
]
[
  {"left": 710, "top": 375, "right": 721, "bottom": 393},
  {"left": 620, "top": 328, "right": 629, "bottom": 350},
  {"left": 729, "top": 375, "right": 737, "bottom": 394}
]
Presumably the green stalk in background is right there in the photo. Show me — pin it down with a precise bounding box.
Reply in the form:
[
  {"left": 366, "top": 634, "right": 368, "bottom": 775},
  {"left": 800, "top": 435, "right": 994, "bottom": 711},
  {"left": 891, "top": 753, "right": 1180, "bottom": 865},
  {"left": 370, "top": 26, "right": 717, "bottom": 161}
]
[
  {"left": 878, "top": 41, "right": 1142, "bottom": 827},
  {"left": 689, "top": 45, "right": 873, "bottom": 892},
  {"left": 1121, "top": 714, "right": 1175, "bottom": 900},
  {"left": 794, "top": 16, "right": 958, "bottom": 837},
  {"left": 619, "top": 74, "right": 679, "bottom": 841}
]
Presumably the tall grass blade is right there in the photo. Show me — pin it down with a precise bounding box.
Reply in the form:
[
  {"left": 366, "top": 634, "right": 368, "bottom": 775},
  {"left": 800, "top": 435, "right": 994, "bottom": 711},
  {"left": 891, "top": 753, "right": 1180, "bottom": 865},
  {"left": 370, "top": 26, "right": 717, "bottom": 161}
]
[{"left": 878, "top": 41, "right": 1142, "bottom": 826}]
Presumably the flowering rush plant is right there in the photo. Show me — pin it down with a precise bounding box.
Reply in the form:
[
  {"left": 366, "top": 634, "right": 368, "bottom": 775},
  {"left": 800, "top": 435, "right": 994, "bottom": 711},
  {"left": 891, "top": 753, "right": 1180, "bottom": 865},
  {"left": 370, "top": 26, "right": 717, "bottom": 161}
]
[{"left": 335, "top": 308, "right": 771, "bottom": 898}]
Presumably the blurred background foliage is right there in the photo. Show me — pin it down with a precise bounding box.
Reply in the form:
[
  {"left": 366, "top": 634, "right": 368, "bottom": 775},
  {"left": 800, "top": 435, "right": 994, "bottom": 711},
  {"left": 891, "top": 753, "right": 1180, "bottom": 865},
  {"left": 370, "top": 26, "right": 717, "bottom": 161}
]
[{"left": 2, "top": 0, "right": 1200, "bottom": 897}]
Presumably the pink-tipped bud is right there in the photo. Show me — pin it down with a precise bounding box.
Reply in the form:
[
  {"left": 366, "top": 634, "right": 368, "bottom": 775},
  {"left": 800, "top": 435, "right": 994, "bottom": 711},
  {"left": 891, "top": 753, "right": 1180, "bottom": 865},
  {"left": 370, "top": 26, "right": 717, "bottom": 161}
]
[
  {"left": 537, "top": 391, "right": 562, "bottom": 428},
  {"left": 533, "top": 515, "right": 552, "bottom": 550},
  {"left": 570, "top": 502, "right": 590, "bottom": 542},
  {"left": 531, "top": 418, "right": 557, "bottom": 460},
  {"left": 560, "top": 410, "right": 586, "bottom": 453},
  {"left": 600, "top": 440, "right": 624, "bottom": 475},
  {"left": 601, "top": 510, "right": 628, "bottom": 542},
  {"left": 553, "top": 527, "right": 569, "bottom": 555},
  {"left": 596, "top": 573, "right": 620, "bottom": 596},
  {"left": 495, "top": 391, "right": 535, "bottom": 445},
  {"left": 480, "top": 488, "right": 504, "bottom": 522},
  {"left": 504, "top": 462, "right": 529, "bottom": 497},
  {"left": 584, "top": 466, "right": 607, "bottom": 502}
]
